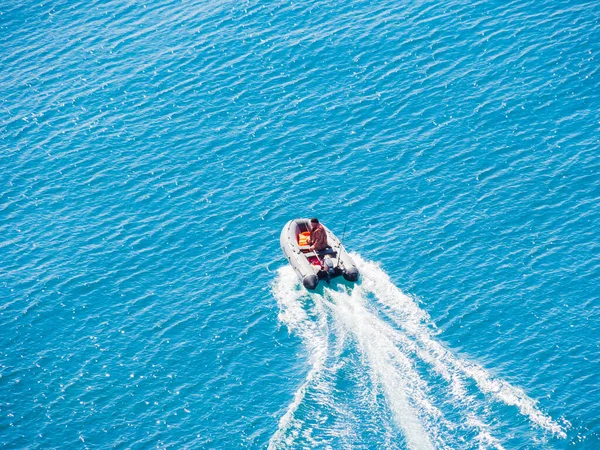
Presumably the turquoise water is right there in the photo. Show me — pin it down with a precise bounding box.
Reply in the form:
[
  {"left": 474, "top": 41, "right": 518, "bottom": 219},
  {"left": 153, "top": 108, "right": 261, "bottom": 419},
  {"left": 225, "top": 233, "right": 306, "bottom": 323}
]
[{"left": 1, "top": 0, "right": 599, "bottom": 448}]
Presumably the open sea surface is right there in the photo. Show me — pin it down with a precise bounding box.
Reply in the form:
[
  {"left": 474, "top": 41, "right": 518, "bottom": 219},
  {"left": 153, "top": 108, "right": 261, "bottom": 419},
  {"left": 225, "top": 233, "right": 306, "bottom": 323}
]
[{"left": 1, "top": 0, "right": 599, "bottom": 448}]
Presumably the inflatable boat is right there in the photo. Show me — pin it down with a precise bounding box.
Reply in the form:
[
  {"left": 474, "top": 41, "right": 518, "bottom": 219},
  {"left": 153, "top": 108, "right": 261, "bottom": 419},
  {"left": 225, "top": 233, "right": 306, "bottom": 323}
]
[{"left": 280, "top": 218, "right": 359, "bottom": 290}]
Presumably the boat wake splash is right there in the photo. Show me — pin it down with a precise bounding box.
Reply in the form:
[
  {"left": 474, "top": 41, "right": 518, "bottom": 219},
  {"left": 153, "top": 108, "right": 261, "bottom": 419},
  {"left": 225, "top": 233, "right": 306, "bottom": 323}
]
[{"left": 269, "top": 254, "right": 567, "bottom": 450}]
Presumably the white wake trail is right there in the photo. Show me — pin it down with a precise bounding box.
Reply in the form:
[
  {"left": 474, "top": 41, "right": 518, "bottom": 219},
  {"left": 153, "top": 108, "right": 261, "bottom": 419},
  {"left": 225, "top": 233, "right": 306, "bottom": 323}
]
[
  {"left": 354, "top": 253, "right": 567, "bottom": 440},
  {"left": 270, "top": 254, "right": 567, "bottom": 448},
  {"left": 323, "top": 286, "right": 437, "bottom": 450},
  {"left": 269, "top": 266, "right": 330, "bottom": 450}
]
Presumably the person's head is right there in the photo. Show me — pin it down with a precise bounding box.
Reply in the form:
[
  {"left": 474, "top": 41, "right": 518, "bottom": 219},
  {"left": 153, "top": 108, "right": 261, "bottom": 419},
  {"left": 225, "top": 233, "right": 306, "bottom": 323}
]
[{"left": 310, "top": 218, "right": 319, "bottom": 229}]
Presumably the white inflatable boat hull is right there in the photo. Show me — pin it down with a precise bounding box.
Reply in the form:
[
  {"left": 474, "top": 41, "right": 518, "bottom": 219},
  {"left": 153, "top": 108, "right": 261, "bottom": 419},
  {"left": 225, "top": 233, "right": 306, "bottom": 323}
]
[{"left": 280, "top": 218, "right": 360, "bottom": 290}]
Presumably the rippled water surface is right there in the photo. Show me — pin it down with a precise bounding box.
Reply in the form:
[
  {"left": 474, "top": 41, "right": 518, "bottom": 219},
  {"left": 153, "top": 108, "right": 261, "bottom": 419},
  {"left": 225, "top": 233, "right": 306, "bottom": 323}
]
[{"left": 1, "top": 0, "right": 599, "bottom": 448}]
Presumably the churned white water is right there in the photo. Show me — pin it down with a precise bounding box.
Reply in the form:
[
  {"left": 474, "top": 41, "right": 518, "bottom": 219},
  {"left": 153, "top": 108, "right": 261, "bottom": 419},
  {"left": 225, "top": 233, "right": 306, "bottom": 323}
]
[{"left": 270, "top": 254, "right": 567, "bottom": 449}]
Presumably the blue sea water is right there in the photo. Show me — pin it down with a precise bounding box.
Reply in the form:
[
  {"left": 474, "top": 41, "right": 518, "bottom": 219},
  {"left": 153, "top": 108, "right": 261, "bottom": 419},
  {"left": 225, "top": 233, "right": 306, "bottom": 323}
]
[{"left": 1, "top": 0, "right": 599, "bottom": 448}]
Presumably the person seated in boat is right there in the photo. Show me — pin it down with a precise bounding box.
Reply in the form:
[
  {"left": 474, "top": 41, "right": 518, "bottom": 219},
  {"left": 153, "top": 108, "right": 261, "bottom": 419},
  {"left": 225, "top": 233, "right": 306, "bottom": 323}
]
[{"left": 309, "top": 218, "right": 328, "bottom": 252}]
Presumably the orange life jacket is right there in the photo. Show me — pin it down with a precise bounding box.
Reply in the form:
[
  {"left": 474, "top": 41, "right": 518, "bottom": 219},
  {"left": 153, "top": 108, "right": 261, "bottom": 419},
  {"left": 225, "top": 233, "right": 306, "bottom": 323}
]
[{"left": 298, "top": 231, "right": 310, "bottom": 246}]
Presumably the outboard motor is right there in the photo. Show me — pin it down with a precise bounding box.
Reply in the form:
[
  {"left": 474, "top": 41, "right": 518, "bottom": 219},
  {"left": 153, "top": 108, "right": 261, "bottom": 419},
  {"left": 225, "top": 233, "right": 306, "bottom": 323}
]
[{"left": 323, "top": 255, "right": 336, "bottom": 278}]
